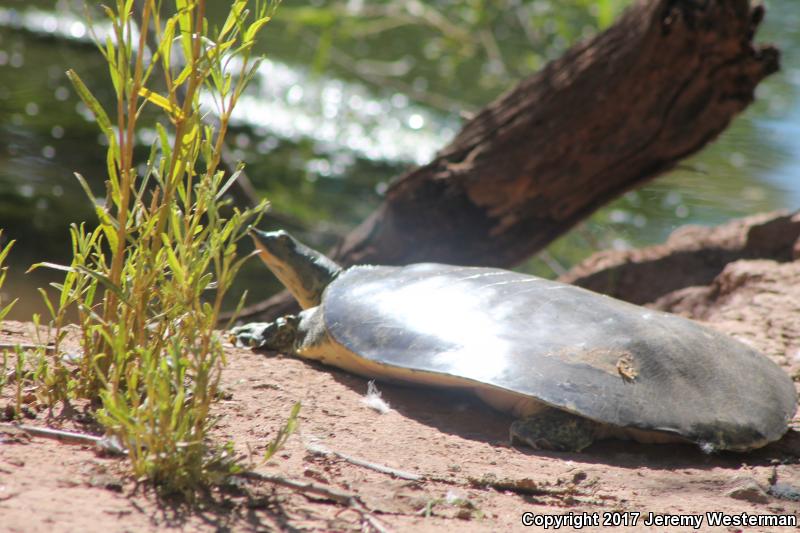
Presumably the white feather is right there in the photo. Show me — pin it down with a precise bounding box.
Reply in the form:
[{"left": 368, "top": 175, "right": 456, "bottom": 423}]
[{"left": 362, "top": 380, "right": 391, "bottom": 414}]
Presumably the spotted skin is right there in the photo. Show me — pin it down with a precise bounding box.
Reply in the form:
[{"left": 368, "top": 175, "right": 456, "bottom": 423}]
[{"left": 510, "top": 409, "right": 599, "bottom": 452}]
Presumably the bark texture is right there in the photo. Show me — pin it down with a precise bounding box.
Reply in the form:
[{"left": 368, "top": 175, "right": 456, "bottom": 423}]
[
  {"left": 243, "top": 0, "right": 779, "bottom": 320},
  {"left": 332, "top": 0, "right": 778, "bottom": 268}
]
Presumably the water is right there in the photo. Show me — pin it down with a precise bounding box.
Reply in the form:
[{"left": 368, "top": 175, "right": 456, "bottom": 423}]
[{"left": 0, "top": 0, "right": 798, "bottom": 319}]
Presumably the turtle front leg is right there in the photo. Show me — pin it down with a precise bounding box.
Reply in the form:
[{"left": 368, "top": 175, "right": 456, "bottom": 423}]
[
  {"left": 510, "top": 408, "right": 599, "bottom": 452},
  {"left": 231, "top": 315, "right": 300, "bottom": 353}
]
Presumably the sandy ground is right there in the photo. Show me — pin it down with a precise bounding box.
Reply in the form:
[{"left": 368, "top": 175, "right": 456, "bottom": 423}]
[{"left": 1, "top": 215, "right": 800, "bottom": 532}]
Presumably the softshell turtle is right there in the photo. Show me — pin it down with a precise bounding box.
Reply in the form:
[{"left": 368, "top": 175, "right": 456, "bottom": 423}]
[{"left": 233, "top": 230, "right": 797, "bottom": 452}]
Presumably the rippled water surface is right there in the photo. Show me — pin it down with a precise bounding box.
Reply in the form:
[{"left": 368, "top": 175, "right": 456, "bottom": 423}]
[{"left": 0, "top": 0, "right": 798, "bottom": 319}]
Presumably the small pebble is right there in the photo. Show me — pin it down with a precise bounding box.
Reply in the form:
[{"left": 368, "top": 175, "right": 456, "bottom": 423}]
[
  {"left": 726, "top": 479, "right": 769, "bottom": 504},
  {"left": 88, "top": 474, "right": 123, "bottom": 492},
  {"left": 572, "top": 470, "right": 588, "bottom": 484}
]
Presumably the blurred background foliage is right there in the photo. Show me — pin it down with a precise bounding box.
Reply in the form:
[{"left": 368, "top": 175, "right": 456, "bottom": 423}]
[{"left": 0, "top": 0, "right": 798, "bottom": 319}]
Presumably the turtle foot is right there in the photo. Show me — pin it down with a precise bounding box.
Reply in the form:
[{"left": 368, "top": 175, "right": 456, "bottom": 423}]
[
  {"left": 230, "top": 322, "right": 271, "bottom": 348},
  {"left": 231, "top": 315, "right": 299, "bottom": 352},
  {"left": 510, "top": 409, "right": 598, "bottom": 452}
]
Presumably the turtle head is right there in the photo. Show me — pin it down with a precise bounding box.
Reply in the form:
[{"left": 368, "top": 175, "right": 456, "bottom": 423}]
[{"left": 249, "top": 228, "right": 341, "bottom": 308}]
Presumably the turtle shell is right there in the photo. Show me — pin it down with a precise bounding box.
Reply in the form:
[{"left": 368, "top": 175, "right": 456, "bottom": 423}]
[{"left": 322, "top": 264, "right": 797, "bottom": 451}]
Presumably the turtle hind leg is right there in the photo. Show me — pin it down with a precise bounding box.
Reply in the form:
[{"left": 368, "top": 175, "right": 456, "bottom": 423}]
[{"left": 510, "top": 408, "right": 599, "bottom": 452}]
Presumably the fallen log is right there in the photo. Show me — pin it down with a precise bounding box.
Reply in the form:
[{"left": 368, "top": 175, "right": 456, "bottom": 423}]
[{"left": 242, "top": 0, "right": 779, "bottom": 320}]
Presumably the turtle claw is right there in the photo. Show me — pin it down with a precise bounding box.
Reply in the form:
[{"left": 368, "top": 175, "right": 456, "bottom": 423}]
[
  {"left": 231, "top": 316, "right": 300, "bottom": 353},
  {"left": 230, "top": 322, "right": 272, "bottom": 348}
]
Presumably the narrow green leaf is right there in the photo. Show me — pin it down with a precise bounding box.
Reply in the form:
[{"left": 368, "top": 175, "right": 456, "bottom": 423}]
[
  {"left": 244, "top": 16, "right": 271, "bottom": 43},
  {"left": 162, "top": 240, "right": 185, "bottom": 285},
  {"left": 27, "top": 262, "right": 75, "bottom": 274},
  {"left": 220, "top": 0, "right": 248, "bottom": 39},
  {"left": 0, "top": 238, "right": 14, "bottom": 265},
  {"left": 0, "top": 298, "right": 17, "bottom": 322},
  {"left": 75, "top": 266, "right": 126, "bottom": 302},
  {"left": 124, "top": 0, "right": 134, "bottom": 20},
  {"left": 161, "top": 17, "right": 177, "bottom": 78},
  {"left": 58, "top": 269, "right": 76, "bottom": 309},
  {"left": 139, "top": 87, "right": 185, "bottom": 120},
  {"left": 214, "top": 169, "right": 243, "bottom": 201},
  {"left": 73, "top": 173, "right": 98, "bottom": 205},
  {"left": 105, "top": 36, "right": 120, "bottom": 94},
  {"left": 263, "top": 402, "right": 301, "bottom": 462},
  {"left": 155, "top": 121, "right": 172, "bottom": 163},
  {"left": 37, "top": 288, "right": 57, "bottom": 321},
  {"left": 105, "top": 147, "right": 122, "bottom": 211},
  {"left": 222, "top": 289, "right": 248, "bottom": 330},
  {"left": 66, "top": 69, "right": 114, "bottom": 139},
  {"left": 95, "top": 206, "right": 119, "bottom": 252},
  {"left": 173, "top": 63, "right": 194, "bottom": 87},
  {"left": 175, "top": 0, "right": 194, "bottom": 61}
]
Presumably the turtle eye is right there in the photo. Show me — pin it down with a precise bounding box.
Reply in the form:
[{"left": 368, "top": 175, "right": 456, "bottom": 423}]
[
  {"left": 276, "top": 232, "right": 293, "bottom": 247},
  {"left": 263, "top": 230, "right": 291, "bottom": 246}
]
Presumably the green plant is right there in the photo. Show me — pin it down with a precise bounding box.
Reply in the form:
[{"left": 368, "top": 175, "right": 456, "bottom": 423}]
[
  {"left": 0, "top": 241, "right": 51, "bottom": 415},
  {"left": 0, "top": 232, "right": 18, "bottom": 324},
  {"left": 0, "top": 232, "right": 18, "bottom": 398},
  {"left": 12, "top": 346, "right": 26, "bottom": 418},
  {"left": 31, "top": 0, "right": 293, "bottom": 496}
]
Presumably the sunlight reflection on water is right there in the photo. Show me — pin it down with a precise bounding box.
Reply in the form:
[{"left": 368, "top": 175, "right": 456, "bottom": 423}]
[
  {"left": 0, "top": 1, "right": 799, "bottom": 319},
  {"left": 0, "top": 6, "right": 458, "bottom": 168}
]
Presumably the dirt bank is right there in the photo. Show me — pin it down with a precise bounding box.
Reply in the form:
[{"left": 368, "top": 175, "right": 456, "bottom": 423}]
[{"left": 1, "top": 212, "right": 799, "bottom": 532}]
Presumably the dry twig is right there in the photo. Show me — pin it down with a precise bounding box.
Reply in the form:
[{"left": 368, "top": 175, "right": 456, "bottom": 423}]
[
  {"left": 306, "top": 441, "right": 422, "bottom": 481},
  {"left": 0, "top": 423, "right": 125, "bottom": 455},
  {"left": 0, "top": 423, "right": 100, "bottom": 445},
  {"left": 242, "top": 470, "right": 390, "bottom": 532}
]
